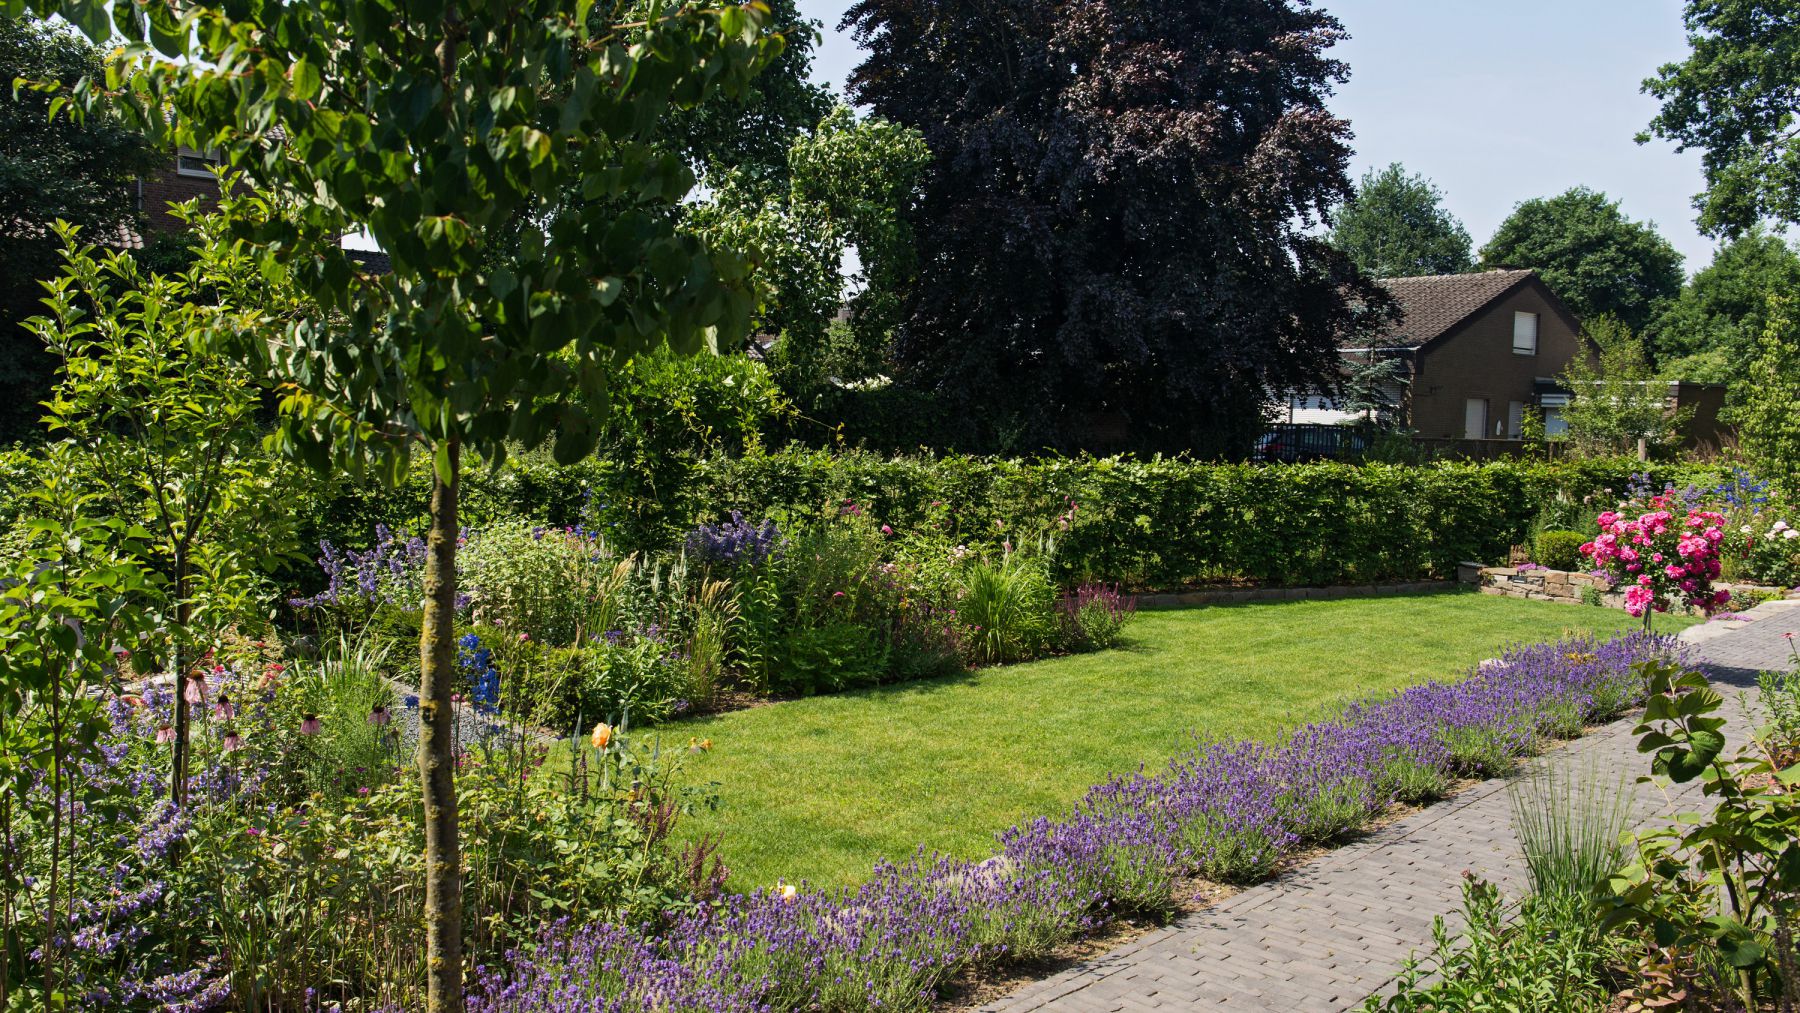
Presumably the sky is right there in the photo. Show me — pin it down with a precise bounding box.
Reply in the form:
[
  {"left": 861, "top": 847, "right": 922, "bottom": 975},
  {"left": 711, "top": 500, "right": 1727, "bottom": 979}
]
[{"left": 795, "top": 0, "right": 1721, "bottom": 273}]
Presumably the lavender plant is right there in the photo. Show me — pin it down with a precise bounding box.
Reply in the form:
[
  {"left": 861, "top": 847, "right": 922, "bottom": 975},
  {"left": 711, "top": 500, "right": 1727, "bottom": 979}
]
[{"left": 467, "top": 631, "right": 1684, "bottom": 1013}]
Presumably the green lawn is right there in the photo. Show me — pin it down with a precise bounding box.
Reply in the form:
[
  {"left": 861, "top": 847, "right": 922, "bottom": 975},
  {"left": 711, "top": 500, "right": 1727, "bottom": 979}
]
[{"left": 667, "top": 592, "right": 1695, "bottom": 892}]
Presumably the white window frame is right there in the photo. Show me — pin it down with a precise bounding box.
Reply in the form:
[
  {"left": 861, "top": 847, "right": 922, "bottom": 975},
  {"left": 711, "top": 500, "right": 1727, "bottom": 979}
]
[
  {"left": 175, "top": 146, "right": 223, "bottom": 179},
  {"left": 1512, "top": 311, "right": 1539, "bottom": 356}
]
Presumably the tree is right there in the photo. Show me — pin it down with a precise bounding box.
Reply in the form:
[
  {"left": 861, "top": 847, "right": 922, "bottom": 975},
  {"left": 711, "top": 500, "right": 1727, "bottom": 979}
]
[
  {"left": 1645, "top": 227, "right": 1800, "bottom": 381},
  {"left": 1480, "top": 187, "right": 1685, "bottom": 334},
  {"left": 0, "top": 15, "right": 160, "bottom": 445},
  {"left": 686, "top": 106, "right": 930, "bottom": 396},
  {"left": 648, "top": 0, "right": 833, "bottom": 196},
  {"left": 1642, "top": 2, "right": 1800, "bottom": 236},
  {"left": 1728, "top": 299, "right": 1800, "bottom": 495},
  {"left": 24, "top": 2, "right": 778, "bottom": 1010},
  {"left": 1328, "top": 163, "right": 1474, "bottom": 278},
  {"left": 1558, "top": 318, "right": 1689, "bottom": 457},
  {"left": 842, "top": 0, "right": 1390, "bottom": 456},
  {"left": 28, "top": 223, "right": 286, "bottom": 808}
]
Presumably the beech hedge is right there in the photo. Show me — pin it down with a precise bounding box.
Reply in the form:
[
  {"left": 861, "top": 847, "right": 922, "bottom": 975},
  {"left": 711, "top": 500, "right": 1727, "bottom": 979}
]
[{"left": 295, "top": 448, "right": 1729, "bottom": 593}]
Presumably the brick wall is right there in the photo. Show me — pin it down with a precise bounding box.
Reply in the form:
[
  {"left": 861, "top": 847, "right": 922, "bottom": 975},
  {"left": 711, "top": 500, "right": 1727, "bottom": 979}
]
[
  {"left": 137, "top": 164, "right": 222, "bottom": 236},
  {"left": 1411, "top": 284, "right": 1589, "bottom": 440}
]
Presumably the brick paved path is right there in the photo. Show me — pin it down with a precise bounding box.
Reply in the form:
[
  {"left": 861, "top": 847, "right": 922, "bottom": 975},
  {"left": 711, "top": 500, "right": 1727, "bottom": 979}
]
[{"left": 979, "top": 602, "right": 1800, "bottom": 1013}]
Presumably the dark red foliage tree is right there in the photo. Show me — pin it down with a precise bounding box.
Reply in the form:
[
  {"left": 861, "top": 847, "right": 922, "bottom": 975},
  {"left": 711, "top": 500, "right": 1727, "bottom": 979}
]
[{"left": 843, "top": 0, "right": 1390, "bottom": 456}]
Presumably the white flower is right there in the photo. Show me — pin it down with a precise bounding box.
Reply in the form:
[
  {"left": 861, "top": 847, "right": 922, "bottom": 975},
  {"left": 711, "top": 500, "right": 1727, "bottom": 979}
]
[
  {"left": 1773, "top": 520, "right": 1791, "bottom": 533},
  {"left": 1742, "top": 525, "right": 1754, "bottom": 534},
  {"left": 1786, "top": 529, "right": 1799, "bottom": 541}
]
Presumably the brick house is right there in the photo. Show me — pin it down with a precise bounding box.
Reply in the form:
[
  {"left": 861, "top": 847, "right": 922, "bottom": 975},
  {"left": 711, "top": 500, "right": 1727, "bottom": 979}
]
[
  {"left": 1283, "top": 269, "right": 1589, "bottom": 438},
  {"left": 1370, "top": 269, "right": 1588, "bottom": 441},
  {"left": 1280, "top": 268, "right": 1729, "bottom": 450},
  {"left": 135, "top": 146, "right": 228, "bottom": 240}
]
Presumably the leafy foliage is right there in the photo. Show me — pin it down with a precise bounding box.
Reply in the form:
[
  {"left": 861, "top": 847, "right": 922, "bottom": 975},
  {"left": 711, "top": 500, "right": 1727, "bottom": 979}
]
[
  {"left": 0, "top": 14, "right": 161, "bottom": 445},
  {"left": 684, "top": 106, "right": 930, "bottom": 398},
  {"left": 1643, "top": 1, "right": 1800, "bottom": 235},
  {"left": 1557, "top": 321, "right": 1691, "bottom": 457},
  {"left": 842, "top": 0, "right": 1391, "bottom": 455},
  {"left": 1646, "top": 227, "right": 1800, "bottom": 380},
  {"left": 1604, "top": 660, "right": 1800, "bottom": 1011},
  {"left": 1328, "top": 163, "right": 1474, "bottom": 278},
  {"left": 1480, "top": 187, "right": 1685, "bottom": 334},
  {"left": 1727, "top": 300, "right": 1800, "bottom": 496}
]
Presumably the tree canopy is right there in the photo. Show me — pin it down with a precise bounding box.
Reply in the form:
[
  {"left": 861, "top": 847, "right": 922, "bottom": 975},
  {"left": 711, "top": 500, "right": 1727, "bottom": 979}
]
[
  {"left": 1480, "top": 187, "right": 1684, "bottom": 334},
  {"left": 842, "top": 0, "right": 1390, "bottom": 456},
  {"left": 0, "top": 15, "right": 160, "bottom": 445},
  {"left": 1646, "top": 227, "right": 1800, "bottom": 381},
  {"left": 1328, "top": 163, "right": 1474, "bottom": 278},
  {"left": 1643, "top": 1, "right": 1800, "bottom": 235},
  {"left": 646, "top": 0, "right": 833, "bottom": 196},
  {"left": 20, "top": 0, "right": 779, "bottom": 1006}
]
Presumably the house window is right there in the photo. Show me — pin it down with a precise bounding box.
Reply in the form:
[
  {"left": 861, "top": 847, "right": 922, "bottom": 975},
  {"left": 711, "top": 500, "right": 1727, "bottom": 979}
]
[
  {"left": 1512, "top": 312, "right": 1539, "bottom": 355},
  {"left": 1543, "top": 407, "right": 1569, "bottom": 437},
  {"left": 1507, "top": 401, "right": 1525, "bottom": 439},
  {"left": 1464, "top": 398, "right": 1488, "bottom": 441},
  {"left": 176, "top": 146, "right": 223, "bottom": 178}
]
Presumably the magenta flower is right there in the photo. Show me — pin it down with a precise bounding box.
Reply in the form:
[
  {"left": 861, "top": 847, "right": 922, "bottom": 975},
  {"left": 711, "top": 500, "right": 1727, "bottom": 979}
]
[
  {"left": 212, "top": 694, "right": 236, "bottom": 721},
  {"left": 368, "top": 704, "right": 391, "bottom": 727},
  {"left": 221, "top": 730, "right": 243, "bottom": 752},
  {"left": 299, "top": 714, "right": 322, "bottom": 736},
  {"left": 155, "top": 724, "right": 175, "bottom": 745}
]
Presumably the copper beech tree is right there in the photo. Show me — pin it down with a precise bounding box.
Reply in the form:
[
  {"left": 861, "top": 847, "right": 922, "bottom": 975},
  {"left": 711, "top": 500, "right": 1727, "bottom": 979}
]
[{"left": 12, "top": 0, "right": 782, "bottom": 1006}]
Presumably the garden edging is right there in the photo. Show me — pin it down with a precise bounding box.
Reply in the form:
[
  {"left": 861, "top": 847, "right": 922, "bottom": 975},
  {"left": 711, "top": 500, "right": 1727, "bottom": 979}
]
[{"left": 1135, "top": 580, "right": 1455, "bottom": 609}]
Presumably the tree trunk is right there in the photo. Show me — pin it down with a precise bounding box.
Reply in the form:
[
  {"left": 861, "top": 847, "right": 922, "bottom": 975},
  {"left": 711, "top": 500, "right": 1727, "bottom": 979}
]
[
  {"left": 171, "top": 558, "right": 190, "bottom": 807},
  {"left": 420, "top": 440, "right": 464, "bottom": 1012}
]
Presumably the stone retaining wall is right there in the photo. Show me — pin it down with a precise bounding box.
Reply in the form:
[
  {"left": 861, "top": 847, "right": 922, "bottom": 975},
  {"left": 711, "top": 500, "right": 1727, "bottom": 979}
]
[{"left": 1475, "top": 565, "right": 1799, "bottom": 607}]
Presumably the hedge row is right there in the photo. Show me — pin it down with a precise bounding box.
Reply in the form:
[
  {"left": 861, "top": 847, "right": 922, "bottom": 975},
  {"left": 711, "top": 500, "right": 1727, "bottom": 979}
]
[{"left": 299, "top": 449, "right": 1730, "bottom": 593}]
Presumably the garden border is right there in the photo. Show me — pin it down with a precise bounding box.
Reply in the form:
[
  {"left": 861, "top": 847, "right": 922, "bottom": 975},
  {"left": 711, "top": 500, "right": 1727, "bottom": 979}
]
[{"left": 1134, "top": 580, "right": 1455, "bottom": 609}]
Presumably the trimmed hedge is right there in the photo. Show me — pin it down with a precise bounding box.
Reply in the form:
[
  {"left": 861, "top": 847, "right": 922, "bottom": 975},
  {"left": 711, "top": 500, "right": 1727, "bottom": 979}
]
[{"left": 298, "top": 448, "right": 1729, "bottom": 594}]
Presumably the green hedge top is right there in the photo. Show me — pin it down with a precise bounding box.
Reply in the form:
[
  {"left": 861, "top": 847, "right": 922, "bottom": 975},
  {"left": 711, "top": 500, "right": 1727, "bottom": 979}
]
[{"left": 297, "top": 448, "right": 1729, "bottom": 593}]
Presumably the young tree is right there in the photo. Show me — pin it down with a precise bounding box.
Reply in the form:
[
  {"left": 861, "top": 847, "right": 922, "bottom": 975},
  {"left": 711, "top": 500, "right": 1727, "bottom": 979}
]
[
  {"left": 1643, "top": 2, "right": 1800, "bottom": 235},
  {"left": 23, "top": 2, "right": 779, "bottom": 1010},
  {"left": 0, "top": 15, "right": 160, "bottom": 445},
  {"left": 1728, "top": 300, "right": 1800, "bottom": 495},
  {"left": 842, "top": 0, "right": 1390, "bottom": 456},
  {"left": 1481, "top": 187, "right": 1685, "bottom": 334},
  {"left": 1645, "top": 227, "right": 1800, "bottom": 381},
  {"left": 1328, "top": 163, "right": 1474, "bottom": 278},
  {"left": 28, "top": 224, "right": 283, "bottom": 807},
  {"left": 1559, "top": 318, "right": 1689, "bottom": 458}
]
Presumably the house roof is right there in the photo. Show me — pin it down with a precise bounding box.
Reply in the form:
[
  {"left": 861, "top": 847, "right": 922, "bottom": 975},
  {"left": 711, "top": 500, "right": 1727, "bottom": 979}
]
[{"left": 1353, "top": 269, "right": 1539, "bottom": 349}]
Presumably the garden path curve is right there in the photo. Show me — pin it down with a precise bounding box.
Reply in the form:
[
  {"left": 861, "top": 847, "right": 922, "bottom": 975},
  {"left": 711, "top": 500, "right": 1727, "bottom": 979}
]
[{"left": 977, "top": 601, "right": 1800, "bottom": 1013}]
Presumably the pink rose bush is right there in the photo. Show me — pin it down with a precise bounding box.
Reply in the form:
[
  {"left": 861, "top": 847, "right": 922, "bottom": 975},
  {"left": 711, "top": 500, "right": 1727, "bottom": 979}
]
[{"left": 1581, "top": 493, "right": 1730, "bottom": 620}]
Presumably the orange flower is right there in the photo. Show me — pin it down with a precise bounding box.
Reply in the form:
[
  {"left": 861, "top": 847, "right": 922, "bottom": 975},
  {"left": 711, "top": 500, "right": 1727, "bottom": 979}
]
[{"left": 590, "top": 722, "right": 613, "bottom": 750}]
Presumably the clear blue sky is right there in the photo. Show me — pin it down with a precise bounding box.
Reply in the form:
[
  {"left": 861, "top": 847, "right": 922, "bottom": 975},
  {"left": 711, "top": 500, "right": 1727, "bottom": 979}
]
[{"left": 795, "top": 0, "right": 1720, "bottom": 272}]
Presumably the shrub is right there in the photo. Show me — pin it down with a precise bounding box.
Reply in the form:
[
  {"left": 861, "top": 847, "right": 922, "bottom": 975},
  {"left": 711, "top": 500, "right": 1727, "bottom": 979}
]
[
  {"left": 1532, "top": 528, "right": 1588, "bottom": 571},
  {"left": 459, "top": 521, "right": 628, "bottom": 646},
  {"left": 1055, "top": 582, "right": 1137, "bottom": 651}
]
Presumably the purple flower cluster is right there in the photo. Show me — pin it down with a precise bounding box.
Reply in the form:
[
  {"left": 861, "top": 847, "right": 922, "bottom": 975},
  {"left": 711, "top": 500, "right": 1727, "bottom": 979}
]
[
  {"left": 289, "top": 524, "right": 427, "bottom": 609},
  {"left": 684, "top": 512, "right": 784, "bottom": 570},
  {"left": 471, "top": 631, "right": 1683, "bottom": 1011}
]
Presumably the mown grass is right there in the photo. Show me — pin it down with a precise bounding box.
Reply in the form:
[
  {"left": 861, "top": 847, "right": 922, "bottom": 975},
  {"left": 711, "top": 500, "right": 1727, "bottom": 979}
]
[{"left": 644, "top": 592, "right": 1696, "bottom": 891}]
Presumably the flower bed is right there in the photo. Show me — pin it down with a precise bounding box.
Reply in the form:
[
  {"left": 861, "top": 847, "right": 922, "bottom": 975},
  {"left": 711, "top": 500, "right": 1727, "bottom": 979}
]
[{"left": 469, "top": 631, "right": 1684, "bottom": 1012}]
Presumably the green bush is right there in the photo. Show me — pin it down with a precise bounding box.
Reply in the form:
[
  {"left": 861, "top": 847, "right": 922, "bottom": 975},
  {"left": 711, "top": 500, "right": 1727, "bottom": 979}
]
[
  {"left": 1532, "top": 529, "right": 1589, "bottom": 572},
  {"left": 303, "top": 445, "right": 1729, "bottom": 596}
]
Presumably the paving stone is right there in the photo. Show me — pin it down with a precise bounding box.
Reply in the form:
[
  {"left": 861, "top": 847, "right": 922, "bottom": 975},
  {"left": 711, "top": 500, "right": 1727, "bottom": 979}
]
[{"left": 977, "top": 605, "right": 1799, "bottom": 1013}]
